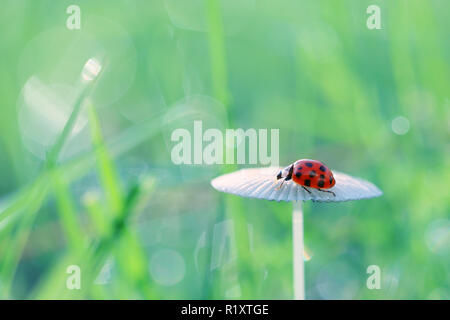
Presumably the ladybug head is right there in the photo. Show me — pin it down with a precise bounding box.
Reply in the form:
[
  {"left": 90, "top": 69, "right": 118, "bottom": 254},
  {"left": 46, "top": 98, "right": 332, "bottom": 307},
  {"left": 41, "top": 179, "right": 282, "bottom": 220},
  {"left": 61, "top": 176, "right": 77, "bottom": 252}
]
[
  {"left": 276, "top": 170, "right": 283, "bottom": 180},
  {"left": 277, "top": 164, "right": 293, "bottom": 180}
]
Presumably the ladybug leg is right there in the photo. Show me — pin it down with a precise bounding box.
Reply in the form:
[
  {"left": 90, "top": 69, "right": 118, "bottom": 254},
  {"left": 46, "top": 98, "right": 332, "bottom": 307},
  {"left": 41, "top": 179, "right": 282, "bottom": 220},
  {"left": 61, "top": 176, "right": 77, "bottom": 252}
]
[
  {"left": 318, "top": 188, "right": 335, "bottom": 196},
  {"left": 275, "top": 179, "right": 286, "bottom": 190},
  {"left": 301, "top": 186, "right": 312, "bottom": 194}
]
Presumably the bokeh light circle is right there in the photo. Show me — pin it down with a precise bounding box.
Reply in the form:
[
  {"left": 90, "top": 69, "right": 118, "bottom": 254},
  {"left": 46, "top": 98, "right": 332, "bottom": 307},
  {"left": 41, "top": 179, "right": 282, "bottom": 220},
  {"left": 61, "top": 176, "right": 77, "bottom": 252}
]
[
  {"left": 17, "top": 16, "right": 136, "bottom": 108},
  {"left": 149, "top": 249, "right": 186, "bottom": 286},
  {"left": 391, "top": 116, "right": 410, "bottom": 135},
  {"left": 17, "top": 79, "right": 91, "bottom": 160},
  {"left": 425, "top": 219, "right": 450, "bottom": 256}
]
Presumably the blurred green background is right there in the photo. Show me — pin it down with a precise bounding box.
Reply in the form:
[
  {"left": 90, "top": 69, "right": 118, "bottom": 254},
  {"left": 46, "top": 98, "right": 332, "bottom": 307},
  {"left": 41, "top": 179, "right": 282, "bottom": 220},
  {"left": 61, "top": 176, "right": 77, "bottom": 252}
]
[{"left": 0, "top": 0, "right": 448, "bottom": 299}]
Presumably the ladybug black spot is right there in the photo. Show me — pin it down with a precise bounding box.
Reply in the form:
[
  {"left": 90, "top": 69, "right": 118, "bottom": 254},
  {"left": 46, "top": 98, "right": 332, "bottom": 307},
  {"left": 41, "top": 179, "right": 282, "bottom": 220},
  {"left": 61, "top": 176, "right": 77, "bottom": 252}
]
[
  {"left": 318, "top": 180, "right": 325, "bottom": 188},
  {"left": 306, "top": 162, "right": 313, "bottom": 168},
  {"left": 329, "top": 177, "right": 333, "bottom": 184},
  {"left": 309, "top": 170, "right": 316, "bottom": 178},
  {"left": 319, "top": 165, "right": 326, "bottom": 172},
  {"left": 304, "top": 179, "right": 311, "bottom": 187},
  {"left": 295, "top": 172, "right": 301, "bottom": 178},
  {"left": 320, "top": 174, "right": 325, "bottom": 179},
  {"left": 298, "top": 166, "right": 302, "bottom": 170}
]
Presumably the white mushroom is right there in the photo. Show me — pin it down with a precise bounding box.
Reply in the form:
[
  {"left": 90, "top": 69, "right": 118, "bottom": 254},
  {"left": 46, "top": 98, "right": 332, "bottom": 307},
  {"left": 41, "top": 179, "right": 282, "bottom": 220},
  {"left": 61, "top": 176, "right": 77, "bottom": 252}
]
[{"left": 211, "top": 166, "right": 383, "bottom": 299}]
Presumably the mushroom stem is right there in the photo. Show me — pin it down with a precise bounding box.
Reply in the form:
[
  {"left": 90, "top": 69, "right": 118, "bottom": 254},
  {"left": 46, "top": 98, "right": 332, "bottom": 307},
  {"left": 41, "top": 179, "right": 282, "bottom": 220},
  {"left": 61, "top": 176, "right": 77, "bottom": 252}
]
[{"left": 292, "top": 200, "right": 305, "bottom": 300}]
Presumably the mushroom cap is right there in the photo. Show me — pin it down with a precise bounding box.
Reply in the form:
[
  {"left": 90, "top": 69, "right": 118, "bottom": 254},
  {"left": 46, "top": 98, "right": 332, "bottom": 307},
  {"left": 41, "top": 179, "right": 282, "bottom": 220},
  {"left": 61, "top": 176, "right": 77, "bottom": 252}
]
[{"left": 211, "top": 167, "right": 382, "bottom": 202}]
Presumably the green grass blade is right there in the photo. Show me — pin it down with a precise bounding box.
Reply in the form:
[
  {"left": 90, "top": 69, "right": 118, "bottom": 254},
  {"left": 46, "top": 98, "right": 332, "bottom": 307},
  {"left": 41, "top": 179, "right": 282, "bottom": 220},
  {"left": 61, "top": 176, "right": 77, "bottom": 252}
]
[
  {"left": 52, "top": 169, "right": 85, "bottom": 253},
  {"left": 87, "top": 104, "right": 123, "bottom": 216}
]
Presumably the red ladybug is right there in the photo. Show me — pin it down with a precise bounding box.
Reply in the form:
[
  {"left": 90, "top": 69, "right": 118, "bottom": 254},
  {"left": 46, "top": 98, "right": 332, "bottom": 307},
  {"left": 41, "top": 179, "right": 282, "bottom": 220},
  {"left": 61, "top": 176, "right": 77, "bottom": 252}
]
[{"left": 276, "top": 159, "right": 336, "bottom": 196}]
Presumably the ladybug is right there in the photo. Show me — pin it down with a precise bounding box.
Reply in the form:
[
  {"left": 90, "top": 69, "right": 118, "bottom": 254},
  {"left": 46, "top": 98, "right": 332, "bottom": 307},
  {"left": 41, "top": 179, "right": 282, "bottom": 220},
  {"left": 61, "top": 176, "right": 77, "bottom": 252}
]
[{"left": 276, "top": 159, "right": 336, "bottom": 196}]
